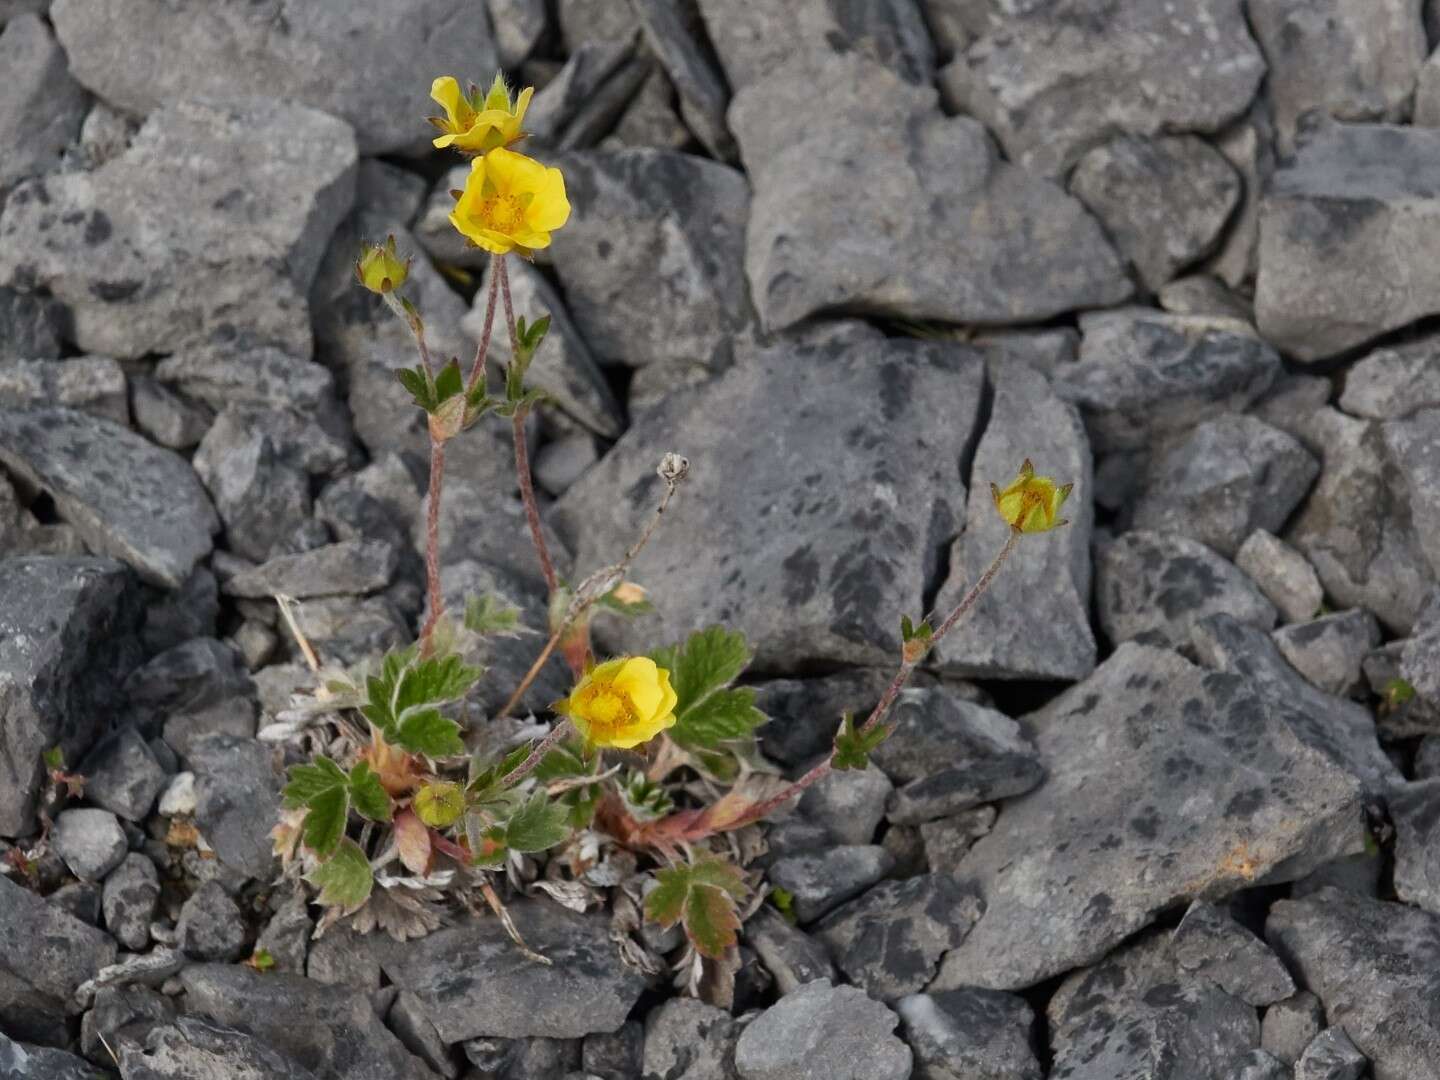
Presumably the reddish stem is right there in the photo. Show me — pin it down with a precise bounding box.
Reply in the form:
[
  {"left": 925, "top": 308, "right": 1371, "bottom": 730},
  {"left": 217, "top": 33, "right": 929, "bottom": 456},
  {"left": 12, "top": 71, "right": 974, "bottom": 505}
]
[
  {"left": 465, "top": 257, "right": 501, "bottom": 399},
  {"left": 418, "top": 434, "right": 446, "bottom": 654},
  {"left": 513, "top": 409, "right": 558, "bottom": 595}
]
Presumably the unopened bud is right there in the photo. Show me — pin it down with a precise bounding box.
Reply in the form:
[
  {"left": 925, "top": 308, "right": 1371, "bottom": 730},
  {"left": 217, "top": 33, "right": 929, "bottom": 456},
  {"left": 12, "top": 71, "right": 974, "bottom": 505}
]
[
  {"left": 657, "top": 452, "right": 689, "bottom": 486},
  {"left": 356, "top": 234, "right": 410, "bottom": 294}
]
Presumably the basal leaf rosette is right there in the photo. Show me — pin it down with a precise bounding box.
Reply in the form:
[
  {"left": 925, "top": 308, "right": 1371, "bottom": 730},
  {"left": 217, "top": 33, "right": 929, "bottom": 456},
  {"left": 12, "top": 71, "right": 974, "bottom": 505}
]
[{"left": 556, "top": 656, "right": 678, "bottom": 749}]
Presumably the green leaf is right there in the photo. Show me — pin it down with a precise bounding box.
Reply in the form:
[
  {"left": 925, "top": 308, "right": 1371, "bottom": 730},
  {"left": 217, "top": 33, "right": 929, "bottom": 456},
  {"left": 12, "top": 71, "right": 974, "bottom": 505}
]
[
  {"left": 347, "top": 761, "right": 392, "bottom": 823},
  {"left": 248, "top": 948, "right": 276, "bottom": 971},
  {"left": 42, "top": 746, "right": 64, "bottom": 771},
  {"left": 395, "top": 367, "right": 435, "bottom": 412},
  {"left": 395, "top": 653, "right": 484, "bottom": 716},
  {"left": 770, "top": 886, "right": 797, "bottom": 924},
  {"left": 901, "top": 614, "right": 933, "bottom": 643},
  {"left": 303, "top": 785, "right": 349, "bottom": 856},
  {"left": 464, "top": 594, "right": 526, "bottom": 637},
  {"left": 468, "top": 743, "right": 532, "bottom": 797},
  {"left": 674, "top": 687, "right": 765, "bottom": 747},
  {"left": 282, "top": 756, "right": 347, "bottom": 808},
  {"left": 502, "top": 790, "right": 570, "bottom": 852},
  {"left": 433, "top": 357, "right": 463, "bottom": 403},
  {"left": 306, "top": 839, "right": 373, "bottom": 910},
  {"left": 651, "top": 627, "right": 764, "bottom": 750},
  {"left": 644, "top": 858, "right": 750, "bottom": 959},
  {"left": 395, "top": 708, "right": 465, "bottom": 758},
  {"left": 832, "top": 712, "right": 889, "bottom": 771},
  {"left": 1385, "top": 677, "right": 1417, "bottom": 707}
]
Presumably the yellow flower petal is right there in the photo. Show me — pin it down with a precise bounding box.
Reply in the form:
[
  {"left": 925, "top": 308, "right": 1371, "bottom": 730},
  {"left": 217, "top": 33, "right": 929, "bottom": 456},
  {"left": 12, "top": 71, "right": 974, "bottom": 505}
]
[
  {"left": 430, "top": 76, "right": 463, "bottom": 118},
  {"left": 613, "top": 657, "right": 665, "bottom": 720},
  {"left": 447, "top": 147, "right": 570, "bottom": 255}
]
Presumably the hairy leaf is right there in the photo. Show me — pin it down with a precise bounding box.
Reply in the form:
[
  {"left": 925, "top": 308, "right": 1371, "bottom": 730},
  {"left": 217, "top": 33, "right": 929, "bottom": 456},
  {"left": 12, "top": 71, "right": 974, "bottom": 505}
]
[
  {"left": 303, "top": 786, "right": 349, "bottom": 857},
  {"left": 394, "top": 708, "right": 465, "bottom": 759},
  {"left": 347, "top": 761, "right": 392, "bottom": 823},
  {"left": 652, "top": 627, "right": 764, "bottom": 750},
  {"left": 502, "top": 790, "right": 570, "bottom": 853},
  {"left": 464, "top": 594, "right": 526, "bottom": 637},
  {"left": 433, "top": 357, "right": 463, "bottom": 404},
  {"left": 282, "top": 756, "right": 347, "bottom": 808},
  {"left": 676, "top": 687, "right": 765, "bottom": 746},
  {"left": 393, "top": 809, "right": 432, "bottom": 875},
  {"left": 307, "top": 839, "right": 373, "bottom": 910},
  {"left": 644, "top": 858, "right": 750, "bottom": 959}
]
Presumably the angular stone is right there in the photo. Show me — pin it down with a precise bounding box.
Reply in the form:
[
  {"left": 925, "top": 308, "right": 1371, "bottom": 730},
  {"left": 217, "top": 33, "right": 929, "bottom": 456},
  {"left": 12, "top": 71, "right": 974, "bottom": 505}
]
[
  {"left": 0, "top": 288, "right": 63, "bottom": 362},
  {"left": 287, "top": 595, "right": 409, "bottom": 669},
  {"left": 735, "top": 979, "right": 910, "bottom": 1080},
  {"left": 51, "top": 0, "right": 493, "bottom": 154},
  {"left": 934, "top": 363, "right": 1095, "bottom": 680},
  {"left": 488, "top": 0, "right": 546, "bottom": 68},
  {"left": 642, "top": 999, "right": 740, "bottom": 1080},
  {"left": 177, "top": 879, "right": 246, "bottom": 962},
  {"left": 1235, "top": 530, "right": 1325, "bottom": 624},
  {"left": 797, "top": 766, "right": 891, "bottom": 847},
  {"left": 554, "top": 338, "right": 983, "bottom": 670},
  {"left": 919, "top": 807, "right": 996, "bottom": 874},
  {"left": 743, "top": 906, "right": 836, "bottom": 997},
  {"left": 1257, "top": 122, "right": 1440, "bottom": 360},
  {"left": 896, "top": 989, "right": 1041, "bottom": 1080},
  {"left": 933, "top": 641, "right": 1365, "bottom": 991},
  {"left": 80, "top": 985, "right": 174, "bottom": 1067},
  {"left": 221, "top": 541, "right": 397, "bottom": 600},
  {"left": 939, "top": 0, "right": 1264, "bottom": 177},
  {"left": 815, "top": 873, "right": 982, "bottom": 1002},
  {"left": 387, "top": 991, "right": 456, "bottom": 1078},
  {"left": 0, "top": 14, "right": 88, "bottom": 193},
  {"left": 550, "top": 147, "right": 753, "bottom": 368},
  {"left": 102, "top": 852, "right": 159, "bottom": 952},
  {"left": 0, "top": 1033, "right": 102, "bottom": 1080},
  {"left": 1130, "top": 415, "right": 1319, "bottom": 558},
  {"left": 129, "top": 377, "right": 212, "bottom": 452},
  {"left": 766, "top": 845, "right": 894, "bottom": 924},
  {"left": 1390, "top": 779, "right": 1440, "bottom": 914},
  {"left": 1382, "top": 408, "right": 1440, "bottom": 585},
  {"left": 1170, "top": 901, "right": 1296, "bottom": 1006},
  {"left": 1249, "top": 0, "right": 1425, "bottom": 155},
  {"left": 631, "top": 0, "right": 733, "bottom": 160},
  {"left": 1096, "top": 531, "right": 1276, "bottom": 647},
  {"left": 189, "top": 735, "right": 282, "bottom": 881},
  {"left": 583, "top": 1021, "right": 642, "bottom": 1080},
  {"left": 0, "top": 97, "right": 355, "bottom": 360},
  {"left": 51, "top": 807, "right": 127, "bottom": 882},
  {"left": 1339, "top": 336, "right": 1440, "bottom": 420},
  {"left": 77, "top": 727, "right": 165, "bottom": 822},
  {"left": 0, "top": 874, "right": 117, "bottom": 1005},
  {"left": 1267, "top": 888, "right": 1440, "bottom": 1080},
  {"left": 192, "top": 421, "right": 312, "bottom": 564},
  {"left": 179, "top": 964, "right": 434, "bottom": 1080},
  {"left": 465, "top": 259, "right": 623, "bottom": 438},
  {"left": 755, "top": 669, "right": 902, "bottom": 767},
  {"left": 0, "top": 358, "right": 128, "bottom": 425},
  {"left": 735, "top": 51, "right": 1130, "bottom": 332},
  {"left": 1273, "top": 610, "right": 1380, "bottom": 698},
  {"left": 1289, "top": 406, "right": 1432, "bottom": 633},
  {"left": 1205, "top": 104, "right": 1277, "bottom": 290},
  {"left": 1053, "top": 308, "right": 1281, "bottom": 453},
  {"left": 527, "top": 41, "right": 645, "bottom": 150},
  {"left": 533, "top": 434, "right": 600, "bottom": 498},
  {"left": 118, "top": 1016, "right": 320, "bottom": 1080},
  {"left": 606, "top": 65, "right": 692, "bottom": 152},
  {"left": 378, "top": 902, "right": 647, "bottom": 1042},
  {"left": 154, "top": 346, "right": 337, "bottom": 415},
  {"left": 1294, "top": 1026, "right": 1369, "bottom": 1080},
  {"left": 1070, "top": 134, "right": 1241, "bottom": 291},
  {"left": 1262, "top": 991, "right": 1326, "bottom": 1065},
  {"left": 0, "top": 408, "right": 217, "bottom": 587},
  {"left": 1159, "top": 275, "right": 1255, "bottom": 322}
]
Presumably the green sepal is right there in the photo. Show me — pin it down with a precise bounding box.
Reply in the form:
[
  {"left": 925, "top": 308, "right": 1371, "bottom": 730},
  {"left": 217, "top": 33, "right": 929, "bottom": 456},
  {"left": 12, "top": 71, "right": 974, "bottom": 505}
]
[
  {"left": 832, "top": 712, "right": 889, "bottom": 771},
  {"left": 433, "top": 357, "right": 463, "bottom": 404},
  {"left": 901, "top": 614, "right": 933, "bottom": 644}
]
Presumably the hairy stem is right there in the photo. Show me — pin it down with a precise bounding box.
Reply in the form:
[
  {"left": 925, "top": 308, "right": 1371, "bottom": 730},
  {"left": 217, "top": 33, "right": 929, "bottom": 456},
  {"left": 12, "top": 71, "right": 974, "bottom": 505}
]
[
  {"left": 465, "top": 256, "right": 501, "bottom": 398},
  {"left": 498, "top": 253, "right": 521, "bottom": 352},
  {"left": 418, "top": 435, "right": 447, "bottom": 654},
  {"left": 513, "top": 407, "right": 559, "bottom": 595},
  {"left": 502, "top": 719, "right": 574, "bottom": 789}
]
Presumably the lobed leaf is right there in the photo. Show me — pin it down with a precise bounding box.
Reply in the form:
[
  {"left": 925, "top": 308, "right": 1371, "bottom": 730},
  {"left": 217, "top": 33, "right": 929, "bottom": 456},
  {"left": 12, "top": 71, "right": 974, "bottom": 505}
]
[
  {"left": 502, "top": 790, "right": 570, "bottom": 853},
  {"left": 347, "top": 761, "right": 392, "bottom": 823},
  {"left": 302, "top": 785, "right": 349, "bottom": 857},
  {"left": 394, "top": 708, "right": 465, "bottom": 759},
  {"left": 651, "top": 627, "right": 764, "bottom": 751},
  {"left": 644, "top": 857, "right": 751, "bottom": 959},
  {"left": 307, "top": 839, "right": 373, "bottom": 910}
]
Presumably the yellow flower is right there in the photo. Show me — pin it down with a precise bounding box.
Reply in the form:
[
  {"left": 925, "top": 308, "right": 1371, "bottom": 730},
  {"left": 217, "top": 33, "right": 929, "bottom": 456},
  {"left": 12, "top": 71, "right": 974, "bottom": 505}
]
[
  {"left": 429, "top": 73, "right": 533, "bottom": 153},
  {"left": 354, "top": 234, "right": 410, "bottom": 294},
  {"left": 556, "top": 656, "right": 678, "bottom": 749},
  {"left": 990, "top": 459, "right": 1073, "bottom": 533},
  {"left": 448, "top": 147, "right": 570, "bottom": 256}
]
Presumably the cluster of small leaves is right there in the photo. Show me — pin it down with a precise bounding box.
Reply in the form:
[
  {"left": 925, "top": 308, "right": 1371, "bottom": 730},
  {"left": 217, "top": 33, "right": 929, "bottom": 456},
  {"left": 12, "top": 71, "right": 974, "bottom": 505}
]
[
  {"left": 359, "top": 646, "right": 480, "bottom": 759},
  {"left": 533, "top": 741, "right": 604, "bottom": 829},
  {"left": 464, "top": 594, "right": 527, "bottom": 637},
  {"left": 620, "top": 770, "right": 674, "bottom": 822},
  {"left": 645, "top": 857, "right": 751, "bottom": 959},
  {"left": 284, "top": 756, "right": 391, "bottom": 856},
  {"left": 900, "top": 613, "right": 934, "bottom": 663},
  {"left": 832, "top": 712, "right": 889, "bottom": 771},
  {"left": 651, "top": 627, "right": 765, "bottom": 752}
]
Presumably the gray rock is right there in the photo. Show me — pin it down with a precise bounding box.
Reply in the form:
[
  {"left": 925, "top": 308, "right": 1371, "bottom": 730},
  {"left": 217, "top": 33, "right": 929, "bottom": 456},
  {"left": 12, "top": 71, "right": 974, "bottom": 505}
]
[
  {"left": 51, "top": 807, "right": 127, "bottom": 882},
  {"left": 1340, "top": 336, "right": 1440, "bottom": 419},
  {"left": 286, "top": 595, "right": 410, "bottom": 669},
  {"left": 127, "top": 637, "right": 254, "bottom": 728},
  {"left": 50, "top": 881, "right": 101, "bottom": 928},
  {"left": 254, "top": 893, "right": 311, "bottom": 975},
  {"left": 464, "top": 259, "right": 624, "bottom": 438},
  {"left": 632, "top": 0, "right": 733, "bottom": 160},
  {"left": 1158, "top": 273, "right": 1255, "bottom": 322},
  {"left": 1268, "top": 887, "right": 1440, "bottom": 1079},
  {"left": 872, "top": 690, "right": 1032, "bottom": 786},
  {"left": 488, "top": 0, "right": 547, "bottom": 68},
  {"left": 1417, "top": 735, "right": 1440, "bottom": 779},
  {"left": 1257, "top": 122, "right": 1440, "bottom": 360},
  {"left": 77, "top": 727, "right": 165, "bottom": 822},
  {"left": 377, "top": 902, "right": 648, "bottom": 1042},
  {"left": 886, "top": 757, "right": 1043, "bottom": 827},
  {"left": 192, "top": 421, "right": 312, "bottom": 564},
  {"left": 734, "top": 979, "right": 911, "bottom": 1080},
  {"left": 744, "top": 907, "right": 836, "bottom": 996},
  {"left": 1096, "top": 531, "right": 1276, "bottom": 647},
  {"left": 534, "top": 435, "right": 600, "bottom": 498},
  {"left": 1053, "top": 308, "right": 1281, "bottom": 453},
  {"left": 1273, "top": 610, "right": 1381, "bottom": 698},
  {"left": 1249, "top": 0, "right": 1426, "bottom": 155},
  {"left": 118, "top": 1015, "right": 320, "bottom": 1080},
  {"left": 0, "top": 14, "right": 88, "bottom": 193},
  {"left": 0, "top": 408, "right": 217, "bottom": 588},
  {"left": 557, "top": 0, "right": 639, "bottom": 50},
  {"left": 1295, "top": 1026, "right": 1368, "bottom": 1080},
  {"left": 734, "top": 51, "right": 1129, "bottom": 332},
  {"left": 1235, "top": 530, "right": 1325, "bottom": 624},
  {"left": 642, "top": 998, "right": 740, "bottom": 1080},
  {"left": 554, "top": 338, "right": 984, "bottom": 670},
  {"left": 1069, "top": 133, "right": 1241, "bottom": 291},
  {"left": 1251, "top": 373, "right": 1334, "bottom": 452},
  {"left": 101, "top": 852, "right": 159, "bottom": 951},
  {"left": 0, "top": 358, "right": 128, "bottom": 425},
  {"left": 933, "top": 363, "right": 1095, "bottom": 681},
  {"left": 231, "top": 620, "right": 277, "bottom": 672},
  {"left": 1206, "top": 104, "right": 1278, "bottom": 290},
  {"left": 1130, "top": 415, "right": 1319, "bottom": 558},
  {"left": 129, "top": 377, "right": 212, "bottom": 452},
  {"left": 388, "top": 991, "right": 457, "bottom": 1078},
  {"left": 316, "top": 452, "right": 421, "bottom": 555},
  {"left": 354, "top": 159, "right": 428, "bottom": 226},
  {"left": 221, "top": 541, "right": 397, "bottom": 600},
  {"left": 766, "top": 845, "right": 894, "bottom": 924},
  {"left": 1190, "top": 613, "right": 1402, "bottom": 797},
  {"left": 971, "top": 327, "right": 1080, "bottom": 378},
  {"left": 755, "top": 669, "right": 902, "bottom": 767},
  {"left": 939, "top": 0, "right": 1264, "bottom": 177},
  {"left": 1397, "top": 589, "right": 1440, "bottom": 732},
  {"left": 189, "top": 735, "right": 282, "bottom": 881},
  {"left": 199, "top": 404, "right": 352, "bottom": 482},
  {"left": 179, "top": 964, "right": 434, "bottom": 1080},
  {"left": 461, "top": 1035, "right": 579, "bottom": 1079},
  {"left": 1382, "top": 408, "right": 1440, "bottom": 587},
  {"left": 797, "top": 767, "right": 891, "bottom": 846},
  {"left": 755, "top": 818, "right": 834, "bottom": 869},
  {"left": 1261, "top": 991, "right": 1326, "bottom": 1065},
  {"left": 896, "top": 989, "right": 1040, "bottom": 1080},
  {"left": 1288, "top": 406, "right": 1431, "bottom": 633},
  {"left": 583, "top": 1021, "right": 642, "bottom": 1080},
  {"left": 918, "top": 807, "right": 996, "bottom": 874},
  {"left": 0, "top": 1033, "right": 103, "bottom": 1080},
  {"left": 306, "top": 924, "right": 382, "bottom": 991},
  {"left": 605, "top": 66, "right": 692, "bottom": 151},
  {"left": 80, "top": 984, "right": 174, "bottom": 1067},
  {"left": 51, "top": 0, "right": 493, "bottom": 155},
  {"left": 0, "top": 961, "right": 70, "bottom": 1046},
  {"left": 527, "top": 42, "right": 645, "bottom": 150},
  {"left": 1390, "top": 780, "right": 1440, "bottom": 914},
  {"left": 0, "top": 874, "right": 117, "bottom": 1005},
  {"left": 0, "top": 97, "right": 355, "bottom": 360},
  {"left": 815, "top": 874, "right": 982, "bottom": 1002},
  {"left": 932, "top": 641, "right": 1365, "bottom": 991},
  {"left": 176, "top": 880, "right": 246, "bottom": 962},
  {"left": 1170, "top": 901, "right": 1296, "bottom": 1006},
  {"left": 0, "top": 288, "right": 63, "bottom": 362},
  {"left": 550, "top": 147, "right": 753, "bottom": 369}
]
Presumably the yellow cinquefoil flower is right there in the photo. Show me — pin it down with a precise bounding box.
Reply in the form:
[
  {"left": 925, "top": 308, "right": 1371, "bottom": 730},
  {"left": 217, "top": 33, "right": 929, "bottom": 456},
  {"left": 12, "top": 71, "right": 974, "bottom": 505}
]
[
  {"left": 990, "top": 459, "right": 1073, "bottom": 533},
  {"left": 556, "top": 657, "right": 678, "bottom": 749},
  {"left": 354, "top": 234, "right": 410, "bottom": 294},
  {"left": 429, "top": 73, "right": 533, "bottom": 153},
  {"left": 448, "top": 147, "right": 570, "bottom": 255}
]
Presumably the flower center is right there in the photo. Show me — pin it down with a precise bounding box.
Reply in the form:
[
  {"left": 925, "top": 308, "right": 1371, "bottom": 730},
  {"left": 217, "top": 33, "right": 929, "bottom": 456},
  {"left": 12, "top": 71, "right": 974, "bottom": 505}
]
[
  {"left": 574, "top": 681, "right": 637, "bottom": 740},
  {"left": 476, "top": 194, "right": 525, "bottom": 235}
]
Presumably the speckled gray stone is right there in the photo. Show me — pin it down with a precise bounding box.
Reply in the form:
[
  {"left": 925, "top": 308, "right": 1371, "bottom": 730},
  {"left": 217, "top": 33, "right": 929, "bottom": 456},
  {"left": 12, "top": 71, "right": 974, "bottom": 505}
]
[
  {"left": 0, "top": 14, "right": 88, "bottom": 193},
  {"left": 1235, "top": 530, "right": 1325, "bottom": 624},
  {"left": 177, "top": 879, "right": 246, "bottom": 962},
  {"left": 734, "top": 979, "right": 911, "bottom": 1080},
  {"left": 767, "top": 845, "right": 895, "bottom": 924},
  {"left": 221, "top": 540, "right": 396, "bottom": 599},
  {"left": 1170, "top": 901, "right": 1296, "bottom": 1006},
  {"left": 102, "top": 852, "right": 159, "bottom": 951},
  {"left": 1294, "top": 1026, "right": 1368, "bottom": 1080},
  {"left": 0, "top": 874, "right": 117, "bottom": 1005},
  {"left": 117, "top": 1016, "right": 320, "bottom": 1080},
  {"left": 77, "top": 726, "right": 165, "bottom": 822},
  {"left": 798, "top": 766, "right": 891, "bottom": 846},
  {"left": 642, "top": 998, "right": 740, "bottom": 1080},
  {"left": 1339, "top": 336, "right": 1440, "bottom": 420},
  {"left": 897, "top": 988, "right": 1040, "bottom": 1080},
  {"left": 744, "top": 907, "right": 836, "bottom": 997},
  {"left": 51, "top": 808, "right": 127, "bottom": 883},
  {"left": 1389, "top": 780, "right": 1440, "bottom": 915},
  {"left": 1261, "top": 991, "right": 1326, "bottom": 1065},
  {"left": 1272, "top": 610, "right": 1380, "bottom": 698},
  {"left": 189, "top": 734, "right": 282, "bottom": 881}
]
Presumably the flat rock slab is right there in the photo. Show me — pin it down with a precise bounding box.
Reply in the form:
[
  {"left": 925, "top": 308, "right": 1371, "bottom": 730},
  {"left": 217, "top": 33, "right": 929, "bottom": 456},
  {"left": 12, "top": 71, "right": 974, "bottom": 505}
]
[
  {"left": 1267, "top": 888, "right": 1440, "bottom": 1080},
  {"left": 221, "top": 541, "right": 397, "bottom": 599},
  {"left": 896, "top": 988, "right": 1041, "bottom": 1080},
  {"left": 734, "top": 979, "right": 911, "bottom": 1080},
  {"left": 734, "top": 50, "right": 1130, "bottom": 332},
  {"left": 0, "top": 875, "right": 117, "bottom": 1006},
  {"left": 0, "top": 408, "right": 217, "bottom": 587},
  {"left": 378, "top": 902, "right": 647, "bottom": 1042},
  {"left": 51, "top": 0, "right": 494, "bottom": 155},
  {"left": 0, "top": 97, "right": 355, "bottom": 360},
  {"left": 932, "top": 641, "right": 1365, "bottom": 991},
  {"left": 119, "top": 1016, "right": 320, "bottom": 1080},
  {"left": 554, "top": 337, "right": 984, "bottom": 670}
]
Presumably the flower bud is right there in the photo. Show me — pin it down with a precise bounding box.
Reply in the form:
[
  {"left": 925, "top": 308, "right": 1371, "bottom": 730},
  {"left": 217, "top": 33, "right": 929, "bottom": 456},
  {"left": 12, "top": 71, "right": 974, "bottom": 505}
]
[
  {"left": 355, "top": 234, "right": 410, "bottom": 294},
  {"left": 658, "top": 452, "right": 690, "bottom": 486},
  {"left": 990, "top": 459, "right": 1073, "bottom": 534}
]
